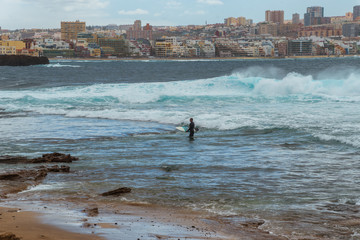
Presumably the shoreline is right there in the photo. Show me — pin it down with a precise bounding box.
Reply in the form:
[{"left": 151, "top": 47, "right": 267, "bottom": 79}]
[
  {"left": 0, "top": 207, "right": 104, "bottom": 240},
  {"left": 0, "top": 199, "right": 285, "bottom": 240},
  {"left": 49, "top": 54, "right": 358, "bottom": 62}
]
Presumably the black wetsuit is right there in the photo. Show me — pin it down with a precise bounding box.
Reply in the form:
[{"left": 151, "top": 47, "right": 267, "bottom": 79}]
[{"left": 188, "top": 121, "right": 195, "bottom": 138}]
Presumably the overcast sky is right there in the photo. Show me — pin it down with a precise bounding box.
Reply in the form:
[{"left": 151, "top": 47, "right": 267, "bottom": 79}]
[{"left": 1, "top": 0, "right": 360, "bottom": 30}]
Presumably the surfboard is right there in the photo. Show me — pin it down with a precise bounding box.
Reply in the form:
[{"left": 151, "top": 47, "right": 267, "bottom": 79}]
[
  {"left": 176, "top": 126, "right": 199, "bottom": 132},
  {"left": 176, "top": 126, "right": 188, "bottom": 132}
]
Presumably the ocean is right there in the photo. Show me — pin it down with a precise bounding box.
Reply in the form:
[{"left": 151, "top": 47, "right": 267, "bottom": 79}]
[{"left": 1, "top": 57, "right": 360, "bottom": 239}]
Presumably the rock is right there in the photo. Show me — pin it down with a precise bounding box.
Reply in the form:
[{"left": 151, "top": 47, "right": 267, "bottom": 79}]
[
  {"left": 31, "top": 153, "right": 78, "bottom": 163},
  {"left": 101, "top": 187, "right": 132, "bottom": 196},
  {"left": 0, "top": 233, "right": 21, "bottom": 240},
  {"left": 240, "top": 219, "right": 265, "bottom": 228},
  {"left": 0, "top": 156, "right": 29, "bottom": 164},
  {"left": 0, "top": 55, "right": 49, "bottom": 66},
  {"left": 83, "top": 207, "right": 99, "bottom": 217},
  {"left": 0, "top": 153, "right": 78, "bottom": 164},
  {"left": 0, "top": 174, "right": 21, "bottom": 181},
  {"left": 38, "top": 165, "right": 70, "bottom": 173},
  {"left": 0, "top": 166, "right": 69, "bottom": 198}
]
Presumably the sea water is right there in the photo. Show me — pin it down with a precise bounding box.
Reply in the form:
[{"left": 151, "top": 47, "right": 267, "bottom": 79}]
[{"left": 1, "top": 58, "right": 360, "bottom": 239}]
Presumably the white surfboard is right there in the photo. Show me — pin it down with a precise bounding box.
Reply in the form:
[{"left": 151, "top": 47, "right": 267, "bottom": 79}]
[{"left": 176, "top": 126, "right": 188, "bottom": 132}]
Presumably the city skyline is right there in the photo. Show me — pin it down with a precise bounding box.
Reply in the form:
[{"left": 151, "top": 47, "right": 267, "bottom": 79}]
[{"left": 1, "top": 0, "right": 360, "bottom": 30}]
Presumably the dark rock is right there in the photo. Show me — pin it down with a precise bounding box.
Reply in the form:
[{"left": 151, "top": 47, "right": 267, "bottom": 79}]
[
  {"left": 83, "top": 207, "right": 99, "bottom": 217},
  {"left": 0, "top": 55, "right": 49, "bottom": 66},
  {"left": 31, "top": 153, "right": 79, "bottom": 163},
  {"left": 0, "top": 156, "right": 30, "bottom": 164},
  {"left": 101, "top": 187, "right": 132, "bottom": 196},
  {"left": 240, "top": 219, "right": 265, "bottom": 228},
  {"left": 0, "top": 174, "right": 21, "bottom": 181},
  {"left": 0, "top": 233, "right": 21, "bottom": 240},
  {"left": 38, "top": 165, "right": 70, "bottom": 173},
  {"left": 0, "top": 153, "right": 78, "bottom": 164}
]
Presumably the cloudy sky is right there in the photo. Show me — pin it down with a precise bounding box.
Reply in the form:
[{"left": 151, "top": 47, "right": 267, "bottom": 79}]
[{"left": 1, "top": 0, "right": 360, "bottom": 29}]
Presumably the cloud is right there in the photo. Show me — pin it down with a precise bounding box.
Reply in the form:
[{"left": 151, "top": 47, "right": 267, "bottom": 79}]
[
  {"left": 184, "top": 10, "right": 205, "bottom": 15},
  {"left": 24, "top": 0, "right": 110, "bottom": 11},
  {"left": 197, "top": 0, "right": 223, "bottom": 5},
  {"left": 166, "top": 0, "right": 182, "bottom": 8},
  {"left": 118, "top": 8, "right": 149, "bottom": 15}
]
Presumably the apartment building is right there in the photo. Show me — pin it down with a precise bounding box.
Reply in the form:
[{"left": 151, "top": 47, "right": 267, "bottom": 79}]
[{"left": 61, "top": 20, "right": 86, "bottom": 41}]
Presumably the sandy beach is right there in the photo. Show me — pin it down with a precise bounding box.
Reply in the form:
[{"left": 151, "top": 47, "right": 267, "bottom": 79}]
[{"left": 0, "top": 207, "right": 104, "bottom": 240}]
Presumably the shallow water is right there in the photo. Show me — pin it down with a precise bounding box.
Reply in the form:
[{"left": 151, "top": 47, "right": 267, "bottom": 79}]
[{"left": 1, "top": 58, "right": 360, "bottom": 239}]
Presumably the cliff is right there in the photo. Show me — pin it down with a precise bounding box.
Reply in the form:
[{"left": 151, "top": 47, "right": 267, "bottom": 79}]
[{"left": 0, "top": 55, "right": 49, "bottom": 66}]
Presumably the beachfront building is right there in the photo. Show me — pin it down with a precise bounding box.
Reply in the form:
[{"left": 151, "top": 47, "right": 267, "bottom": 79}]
[
  {"left": 97, "top": 37, "right": 129, "bottom": 57},
  {"left": 288, "top": 40, "right": 313, "bottom": 56},
  {"left": 61, "top": 20, "right": 86, "bottom": 42},
  {"left": 0, "top": 40, "right": 26, "bottom": 55}
]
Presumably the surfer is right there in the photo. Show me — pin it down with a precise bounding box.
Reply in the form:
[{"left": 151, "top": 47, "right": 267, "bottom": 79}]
[{"left": 186, "top": 118, "right": 195, "bottom": 139}]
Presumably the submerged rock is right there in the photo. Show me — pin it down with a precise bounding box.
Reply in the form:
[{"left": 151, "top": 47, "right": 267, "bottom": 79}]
[
  {"left": 101, "top": 187, "right": 132, "bottom": 196},
  {"left": 0, "top": 153, "right": 79, "bottom": 164},
  {"left": 0, "top": 165, "right": 70, "bottom": 198},
  {"left": 0, "top": 55, "right": 49, "bottom": 66},
  {"left": 83, "top": 207, "right": 99, "bottom": 217},
  {"left": 31, "top": 153, "right": 79, "bottom": 163}
]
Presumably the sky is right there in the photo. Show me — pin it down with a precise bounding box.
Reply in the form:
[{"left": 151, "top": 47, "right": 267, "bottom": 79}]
[{"left": 1, "top": 0, "right": 360, "bottom": 30}]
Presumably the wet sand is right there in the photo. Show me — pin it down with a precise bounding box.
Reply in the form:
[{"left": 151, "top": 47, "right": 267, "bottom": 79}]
[
  {"left": 0, "top": 200, "right": 286, "bottom": 240},
  {"left": 0, "top": 207, "right": 103, "bottom": 240}
]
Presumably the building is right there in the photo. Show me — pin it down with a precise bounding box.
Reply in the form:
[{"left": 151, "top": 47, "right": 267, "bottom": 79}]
[
  {"left": 225, "top": 17, "right": 238, "bottom": 26},
  {"left": 288, "top": 40, "right": 312, "bottom": 56},
  {"left": 258, "top": 23, "right": 278, "bottom": 36},
  {"left": 342, "top": 23, "right": 360, "bottom": 37},
  {"left": 237, "top": 17, "right": 247, "bottom": 26},
  {"left": 292, "top": 13, "right": 300, "bottom": 24},
  {"left": 265, "top": 10, "right": 284, "bottom": 24},
  {"left": 304, "top": 6, "right": 324, "bottom": 26},
  {"left": 0, "top": 40, "right": 26, "bottom": 55},
  {"left": 126, "top": 20, "right": 153, "bottom": 40},
  {"left": 354, "top": 6, "right": 360, "bottom": 21},
  {"left": 298, "top": 25, "right": 342, "bottom": 37},
  {"left": 61, "top": 20, "right": 86, "bottom": 42},
  {"left": 98, "top": 38, "right": 129, "bottom": 57}
]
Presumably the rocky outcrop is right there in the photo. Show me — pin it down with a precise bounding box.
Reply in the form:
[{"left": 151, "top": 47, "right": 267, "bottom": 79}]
[
  {"left": 0, "top": 153, "right": 78, "bottom": 164},
  {"left": 101, "top": 187, "right": 132, "bottom": 196},
  {"left": 0, "top": 55, "right": 49, "bottom": 66},
  {"left": 0, "top": 165, "right": 70, "bottom": 198}
]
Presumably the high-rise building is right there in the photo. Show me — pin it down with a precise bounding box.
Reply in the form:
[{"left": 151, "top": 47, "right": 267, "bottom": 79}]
[
  {"left": 292, "top": 13, "right": 300, "bottom": 24},
  {"left": 224, "top": 17, "right": 237, "bottom": 26},
  {"left": 126, "top": 20, "right": 153, "bottom": 40},
  {"left": 237, "top": 17, "right": 246, "bottom": 26},
  {"left": 265, "top": 10, "right": 284, "bottom": 24},
  {"left": 304, "top": 6, "right": 324, "bottom": 26},
  {"left": 343, "top": 23, "right": 360, "bottom": 37},
  {"left": 354, "top": 6, "right": 360, "bottom": 21},
  {"left": 61, "top": 20, "right": 86, "bottom": 41},
  {"left": 133, "top": 20, "right": 142, "bottom": 31}
]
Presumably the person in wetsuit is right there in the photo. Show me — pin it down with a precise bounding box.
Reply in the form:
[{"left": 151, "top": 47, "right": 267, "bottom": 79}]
[{"left": 186, "top": 118, "right": 195, "bottom": 138}]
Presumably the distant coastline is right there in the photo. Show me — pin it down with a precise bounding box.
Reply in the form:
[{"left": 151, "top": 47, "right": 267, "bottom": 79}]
[{"left": 49, "top": 54, "right": 357, "bottom": 62}]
